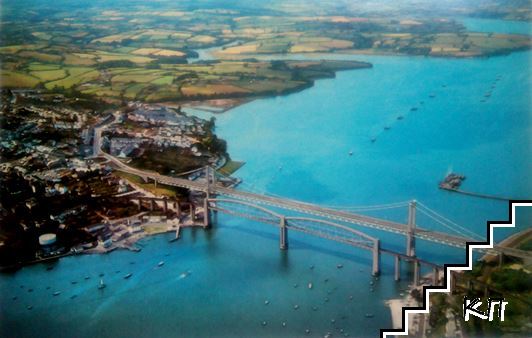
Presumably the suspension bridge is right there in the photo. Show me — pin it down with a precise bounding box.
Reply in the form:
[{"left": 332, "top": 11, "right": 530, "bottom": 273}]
[{"left": 99, "top": 149, "right": 530, "bottom": 284}]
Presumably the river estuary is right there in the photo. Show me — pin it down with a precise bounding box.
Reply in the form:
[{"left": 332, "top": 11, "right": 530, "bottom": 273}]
[{"left": 1, "top": 18, "right": 531, "bottom": 338}]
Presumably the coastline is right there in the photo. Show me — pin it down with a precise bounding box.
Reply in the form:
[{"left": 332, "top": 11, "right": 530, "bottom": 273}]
[{"left": 386, "top": 228, "right": 531, "bottom": 334}]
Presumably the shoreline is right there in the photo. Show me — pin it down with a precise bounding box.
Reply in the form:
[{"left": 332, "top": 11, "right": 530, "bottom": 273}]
[{"left": 386, "top": 228, "right": 531, "bottom": 333}]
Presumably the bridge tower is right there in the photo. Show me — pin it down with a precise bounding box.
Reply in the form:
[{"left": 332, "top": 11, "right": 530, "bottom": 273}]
[
  {"left": 372, "top": 239, "right": 380, "bottom": 276},
  {"left": 279, "top": 216, "right": 288, "bottom": 250},
  {"left": 203, "top": 166, "right": 218, "bottom": 228},
  {"left": 406, "top": 200, "right": 417, "bottom": 257}
]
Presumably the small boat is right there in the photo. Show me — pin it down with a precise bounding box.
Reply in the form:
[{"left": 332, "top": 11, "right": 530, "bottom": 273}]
[
  {"left": 124, "top": 273, "right": 133, "bottom": 279},
  {"left": 293, "top": 304, "right": 300, "bottom": 310},
  {"left": 53, "top": 291, "right": 61, "bottom": 296},
  {"left": 384, "top": 126, "right": 390, "bottom": 131},
  {"left": 71, "top": 281, "right": 77, "bottom": 285},
  {"left": 484, "top": 93, "right": 491, "bottom": 97},
  {"left": 70, "top": 295, "right": 77, "bottom": 299},
  {"left": 158, "top": 261, "right": 165, "bottom": 267},
  {"left": 429, "top": 94, "right": 436, "bottom": 98},
  {"left": 337, "top": 264, "right": 343, "bottom": 269},
  {"left": 309, "top": 265, "right": 314, "bottom": 270},
  {"left": 27, "top": 305, "right": 33, "bottom": 310},
  {"left": 348, "top": 151, "right": 353, "bottom": 156},
  {"left": 308, "top": 283, "right": 313, "bottom": 289},
  {"left": 98, "top": 279, "right": 106, "bottom": 290},
  {"left": 293, "top": 283, "right": 298, "bottom": 288},
  {"left": 397, "top": 116, "right": 404, "bottom": 120},
  {"left": 365, "top": 313, "right": 374, "bottom": 318},
  {"left": 84, "top": 276, "right": 90, "bottom": 280},
  {"left": 410, "top": 107, "right": 418, "bottom": 112},
  {"left": 46, "top": 266, "right": 54, "bottom": 271},
  {"left": 370, "top": 138, "right": 376, "bottom": 143},
  {"left": 264, "top": 300, "right": 270, "bottom": 305}
]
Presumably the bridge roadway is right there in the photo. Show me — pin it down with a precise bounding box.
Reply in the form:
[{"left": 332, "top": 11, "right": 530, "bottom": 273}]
[{"left": 101, "top": 152, "right": 530, "bottom": 260}]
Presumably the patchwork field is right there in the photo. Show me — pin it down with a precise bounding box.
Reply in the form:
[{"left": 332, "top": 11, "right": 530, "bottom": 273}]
[{"left": 0, "top": 6, "right": 529, "bottom": 102}]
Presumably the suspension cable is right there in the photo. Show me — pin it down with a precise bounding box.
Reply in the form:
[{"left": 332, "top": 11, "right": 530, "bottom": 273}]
[{"left": 417, "top": 202, "right": 484, "bottom": 240}]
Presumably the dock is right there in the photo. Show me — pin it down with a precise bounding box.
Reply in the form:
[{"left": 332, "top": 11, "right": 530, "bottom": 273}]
[
  {"left": 439, "top": 172, "right": 519, "bottom": 202},
  {"left": 440, "top": 187, "right": 513, "bottom": 202}
]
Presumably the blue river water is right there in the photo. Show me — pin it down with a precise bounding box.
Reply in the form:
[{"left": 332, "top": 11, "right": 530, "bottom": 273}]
[{"left": 1, "top": 18, "right": 531, "bottom": 338}]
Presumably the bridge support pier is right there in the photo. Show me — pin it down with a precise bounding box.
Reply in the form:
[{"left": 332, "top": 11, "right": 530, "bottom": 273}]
[
  {"left": 413, "top": 260, "right": 420, "bottom": 286},
  {"left": 372, "top": 239, "right": 380, "bottom": 276},
  {"left": 190, "top": 204, "right": 196, "bottom": 222},
  {"left": 406, "top": 200, "right": 417, "bottom": 258},
  {"left": 394, "top": 256, "right": 401, "bottom": 281},
  {"left": 279, "top": 216, "right": 288, "bottom": 250},
  {"left": 150, "top": 199, "right": 155, "bottom": 211},
  {"left": 498, "top": 253, "right": 504, "bottom": 267},
  {"left": 203, "top": 198, "right": 210, "bottom": 228},
  {"left": 432, "top": 267, "right": 439, "bottom": 286},
  {"left": 137, "top": 198, "right": 142, "bottom": 211},
  {"left": 163, "top": 199, "right": 168, "bottom": 213},
  {"left": 450, "top": 271, "right": 457, "bottom": 294}
]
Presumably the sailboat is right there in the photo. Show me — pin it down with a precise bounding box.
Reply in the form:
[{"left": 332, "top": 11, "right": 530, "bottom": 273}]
[{"left": 98, "top": 278, "right": 106, "bottom": 290}]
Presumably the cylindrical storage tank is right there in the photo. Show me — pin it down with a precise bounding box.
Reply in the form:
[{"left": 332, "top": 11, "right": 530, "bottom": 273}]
[{"left": 39, "top": 233, "right": 57, "bottom": 246}]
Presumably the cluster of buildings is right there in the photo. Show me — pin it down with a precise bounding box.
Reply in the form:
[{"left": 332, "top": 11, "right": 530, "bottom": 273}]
[{"left": 105, "top": 103, "right": 209, "bottom": 158}]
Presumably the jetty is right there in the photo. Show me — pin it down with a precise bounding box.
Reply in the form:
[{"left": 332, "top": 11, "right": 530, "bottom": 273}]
[{"left": 439, "top": 173, "right": 516, "bottom": 202}]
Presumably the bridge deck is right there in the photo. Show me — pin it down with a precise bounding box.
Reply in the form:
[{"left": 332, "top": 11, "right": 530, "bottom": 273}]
[{"left": 102, "top": 153, "right": 530, "bottom": 260}]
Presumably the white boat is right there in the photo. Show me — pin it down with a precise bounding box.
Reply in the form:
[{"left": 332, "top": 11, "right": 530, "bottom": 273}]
[
  {"left": 98, "top": 279, "right": 106, "bottom": 290},
  {"left": 158, "top": 261, "right": 165, "bottom": 267},
  {"left": 308, "top": 283, "right": 313, "bottom": 289},
  {"left": 124, "top": 273, "right": 132, "bottom": 279}
]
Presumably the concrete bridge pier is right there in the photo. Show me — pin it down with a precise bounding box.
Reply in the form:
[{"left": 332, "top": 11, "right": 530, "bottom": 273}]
[
  {"left": 406, "top": 200, "right": 417, "bottom": 258},
  {"left": 450, "top": 271, "right": 457, "bottom": 294},
  {"left": 163, "top": 199, "right": 168, "bottom": 213},
  {"left": 279, "top": 216, "right": 288, "bottom": 250},
  {"left": 150, "top": 199, "right": 155, "bottom": 211},
  {"left": 394, "top": 256, "right": 401, "bottom": 281},
  {"left": 372, "top": 239, "right": 380, "bottom": 276},
  {"left": 190, "top": 204, "right": 196, "bottom": 222},
  {"left": 413, "top": 260, "right": 420, "bottom": 286},
  {"left": 203, "top": 198, "right": 210, "bottom": 228},
  {"left": 137, "top": 198, "right": 142, "bottom": 211},
  {"left": 432, "top": 267, "right": 439, "bottom": 286}
]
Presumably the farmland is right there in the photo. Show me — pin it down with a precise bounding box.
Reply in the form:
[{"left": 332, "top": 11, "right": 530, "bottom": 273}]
[{"left": 0, "top": 1, "right": 530, "bottom": 104}]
